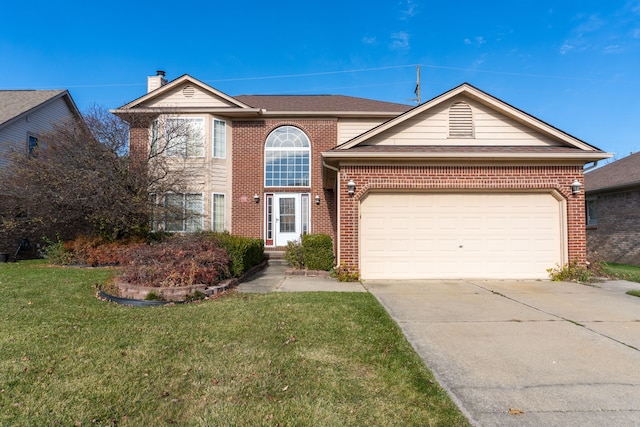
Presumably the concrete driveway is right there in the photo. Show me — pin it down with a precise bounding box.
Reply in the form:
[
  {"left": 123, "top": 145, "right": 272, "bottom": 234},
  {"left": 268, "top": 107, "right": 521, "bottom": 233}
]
[{"left": 365, "top": 279, "right": 640, "bottom": 426}]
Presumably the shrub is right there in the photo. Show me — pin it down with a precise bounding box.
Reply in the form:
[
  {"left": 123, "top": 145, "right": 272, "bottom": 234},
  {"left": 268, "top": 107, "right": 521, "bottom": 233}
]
[
  {"left": 284, "top": 239, "right": 304, "bottom": 269},
  {"left": 121, "top": 236, "right": 230, "bottom": 287},
  {"left": 207, "top": 232, "right": 264, "bottom": 277},
  {"left": 547, "top": 261, "right": 595, "bottom": 283},
  {"left": 331, "top": 262, "right": 360, "bottom": 282},
  {"left": 41, "top": 235, "right": 73, "bottom": 265},
  {"left": 66, "top": 235, "right": 146, "bottom": 266},
  {"left": 302, "top": 234, "right": 334, "bottom": 271}
]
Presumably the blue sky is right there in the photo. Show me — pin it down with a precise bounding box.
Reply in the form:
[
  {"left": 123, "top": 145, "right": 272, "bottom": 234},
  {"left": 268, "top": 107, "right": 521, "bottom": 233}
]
[{"left": 2, "top": 0, "right": 640, "bottom": 160}]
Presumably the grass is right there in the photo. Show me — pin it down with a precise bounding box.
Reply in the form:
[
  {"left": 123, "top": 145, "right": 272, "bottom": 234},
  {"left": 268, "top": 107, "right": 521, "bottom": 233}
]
[
  {"left": 601, "top": 262, "right": 640, "bottom": 283},
  {"left": 600, "top": 262, "right": 640, "bottom": 297},
  {"left": 0, "top": 261, "right": 467, "bottom": 426}
]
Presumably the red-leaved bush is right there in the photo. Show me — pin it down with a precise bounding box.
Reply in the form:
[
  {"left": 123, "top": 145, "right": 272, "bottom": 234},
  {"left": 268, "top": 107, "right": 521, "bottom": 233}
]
[
  {"left": 120, "top": 237, "right": 230, "bottom": 287},
  {"left": 66, "top": 235, "right": 146, "bottom": 266}
]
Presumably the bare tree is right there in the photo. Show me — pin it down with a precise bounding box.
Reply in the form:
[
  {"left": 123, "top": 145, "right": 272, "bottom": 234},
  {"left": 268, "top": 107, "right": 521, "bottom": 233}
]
[{"left": 0, "top": 106, "right": 203, "bottom": 250}]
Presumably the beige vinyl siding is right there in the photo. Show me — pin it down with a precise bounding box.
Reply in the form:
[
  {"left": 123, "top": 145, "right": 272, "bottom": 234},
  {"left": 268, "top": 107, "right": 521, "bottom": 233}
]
[
  {"left": 160, "top": 114, "right": 231, "bottom": 232},
  {"left": 0, "top": 97, "right": 75, "bottom": 168},
  {"left": 145, "top": 84, "right": 238, "bottom": 108},
  {"left": 338, "top": 118, "right": 389, "bottom": 144},
  {"left": 364, "top": 96, "right": 562, "bottom": 147}
]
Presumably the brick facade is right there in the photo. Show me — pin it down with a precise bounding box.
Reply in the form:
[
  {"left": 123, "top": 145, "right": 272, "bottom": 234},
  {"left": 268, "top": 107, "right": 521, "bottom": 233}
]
[
  {"left": 231, "top": 119, "right": 338, "bottom": 245},
  {"left": 587, "top": 189, "right": 640, "bottom": 265},
  {"left": 338, "top": 164, "right": 586, "bottom": 271}
]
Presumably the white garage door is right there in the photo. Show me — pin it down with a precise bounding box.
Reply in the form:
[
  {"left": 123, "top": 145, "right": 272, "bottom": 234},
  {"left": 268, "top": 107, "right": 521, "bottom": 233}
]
[{"left": 360, "top": 193, "right": 564, "bottom": 280}]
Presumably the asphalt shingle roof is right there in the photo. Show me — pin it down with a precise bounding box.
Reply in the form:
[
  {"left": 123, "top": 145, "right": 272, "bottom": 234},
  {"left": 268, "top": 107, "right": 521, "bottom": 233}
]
[
  {"left": 0, "top": 90, "right": 66, "bottom": 127},
  {"left": 585, "top": 152, "right": 640, "bottom": 192},
  {"left": 234, "top": 94, "right": 412, "bottom": 113}
]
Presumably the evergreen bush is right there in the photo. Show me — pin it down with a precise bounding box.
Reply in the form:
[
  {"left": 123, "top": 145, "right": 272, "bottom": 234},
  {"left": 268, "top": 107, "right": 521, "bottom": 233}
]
[{"left": 302, "top": 234, "right": 334, "bottom": 271}]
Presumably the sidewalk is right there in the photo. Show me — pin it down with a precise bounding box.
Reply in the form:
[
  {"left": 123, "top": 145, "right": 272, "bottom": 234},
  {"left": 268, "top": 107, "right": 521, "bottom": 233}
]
[{"left": 236, "top": 260, "right": 366, "bottom": 293}]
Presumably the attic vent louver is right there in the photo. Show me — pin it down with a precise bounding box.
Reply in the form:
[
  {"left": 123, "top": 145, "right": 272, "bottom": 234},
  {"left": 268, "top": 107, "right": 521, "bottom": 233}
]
[
  {"left": 449, "top": 101, "right": 474, "bottom": 138},
  {"left": 182, "top": 85, "right": 195, "bottom": 98}
]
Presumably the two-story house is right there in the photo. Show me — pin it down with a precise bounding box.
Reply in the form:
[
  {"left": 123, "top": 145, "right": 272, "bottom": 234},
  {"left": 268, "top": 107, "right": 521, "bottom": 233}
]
[{"left": 113, "top": 72, "right": 610, "bottom": 280}]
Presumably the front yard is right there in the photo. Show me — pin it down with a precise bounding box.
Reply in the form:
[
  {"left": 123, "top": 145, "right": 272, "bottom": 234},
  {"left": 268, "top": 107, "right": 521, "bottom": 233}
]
[{"left": 0, "top": 261, "right": 467, "bottom": 426}]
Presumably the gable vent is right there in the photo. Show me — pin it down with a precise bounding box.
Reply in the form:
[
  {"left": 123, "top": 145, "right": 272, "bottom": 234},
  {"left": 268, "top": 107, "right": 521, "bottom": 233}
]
[
  {"left": 449, "top": 101, "right": 474, "bottom": 138},
  {"left": 182, "top": 85, "right": 195, "bottom": 98}
]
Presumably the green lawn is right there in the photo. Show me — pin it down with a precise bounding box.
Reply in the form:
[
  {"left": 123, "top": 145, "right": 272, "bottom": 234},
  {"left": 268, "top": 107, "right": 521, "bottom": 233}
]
[
  {"left": 602, "top": 262, "right": 640, "bottom": 283},
  {"left": 601, "top": 262, "right": 640, "bottom": 297},
  {"left": 0, "top": 261, "right": 467, "bottom": 426}
]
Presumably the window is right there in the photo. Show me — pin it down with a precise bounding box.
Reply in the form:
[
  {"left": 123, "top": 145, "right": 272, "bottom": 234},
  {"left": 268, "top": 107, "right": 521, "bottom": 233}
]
[
  {"left": 164, "top": 193, "right": 203, "bottom": 232},
  {"left": 212, "top": 193, "right": 225, "bottom": 232},
  {"left": 28, "top": 134, "right": 38, "bottom": 156},
  {"left": 265, "top": 126, "right": 310, "bottom": 187},
  {"left": 586, "top": 199, "right": 598, "bottom": 226},
  {"left": 164, "top": 117, "right": 205, "bottom": 157},
  {"left": 449, "top": 101, "right": 474, "bottom": 138},
  {"left": 213, "top": 119, "right": 226, "bottom": 158}
]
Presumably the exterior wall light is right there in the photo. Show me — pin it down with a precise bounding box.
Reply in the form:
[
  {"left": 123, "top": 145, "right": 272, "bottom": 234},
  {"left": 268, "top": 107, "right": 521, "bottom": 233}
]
[
  {"left": 315, "top": 195, "right": 321, "bottom": 205},
  {"left": 253, "top": 194, "right": 260, "bottom": 203},
  {"left": 571, "top": 179, "right": 582, "bottom": 195},
  {"left": 347, "top": 180, "right": 356, "bottom": 196}
]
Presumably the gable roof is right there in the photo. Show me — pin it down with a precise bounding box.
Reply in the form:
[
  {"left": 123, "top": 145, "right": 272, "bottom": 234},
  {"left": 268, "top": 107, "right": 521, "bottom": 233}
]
[
  {"left": 0, "top": 90, "right": 80, "bottom": 129},
  {"left": 115, "top": 74, "right": 255, "bottom": 111},
  {"left": 585, "top": 152, "right": 640, "bottom": 193},
  {"left": 112, "top": 74, "right": 412, "bottom": 118},
  {"left": 333, "top": 83, "right": 602, "bottom": 152}
]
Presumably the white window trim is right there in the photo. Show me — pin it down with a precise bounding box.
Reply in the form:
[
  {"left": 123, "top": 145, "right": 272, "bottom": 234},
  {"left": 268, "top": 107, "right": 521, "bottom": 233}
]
[
  {"left": 212, "top": 118, "right": 226, "bottom": 159},
  {"left": 164, "top": 117, "right": 205, "bottom": 158},
  {"left": 264, "top": 126, "right": 311, "bottom": 188},
  {"left": 164, "top": 192, "right": 204, "bottom": 232},
  {"left": 211, "top": 192, "right": 226, "bottom": 232}
]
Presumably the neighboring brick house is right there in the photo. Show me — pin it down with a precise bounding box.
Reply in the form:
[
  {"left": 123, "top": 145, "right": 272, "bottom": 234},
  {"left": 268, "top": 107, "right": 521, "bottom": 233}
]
[
  {"left": 0, "top": 89, "right": 81, "bottom": 253},
  {"left": 113, "top": 72, "right": 610, "bottom": 280},
  {"left": 585, "top": 152, "right": 640, "bottom": 265}
]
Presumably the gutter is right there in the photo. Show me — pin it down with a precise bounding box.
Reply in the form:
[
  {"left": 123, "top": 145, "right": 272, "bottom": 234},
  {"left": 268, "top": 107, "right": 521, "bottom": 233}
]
[{"left": 583, "top": 161, "right": 599, "bottom": 172}]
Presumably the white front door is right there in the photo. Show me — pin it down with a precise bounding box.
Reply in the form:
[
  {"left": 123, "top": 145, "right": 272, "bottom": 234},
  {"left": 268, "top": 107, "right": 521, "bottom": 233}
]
[{"left": 266, "top": 193, "right": 310, "bottom": 247}]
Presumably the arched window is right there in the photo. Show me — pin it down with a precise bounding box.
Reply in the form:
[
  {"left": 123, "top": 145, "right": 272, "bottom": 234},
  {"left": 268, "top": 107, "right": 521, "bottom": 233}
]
[
  {"left": 265, "top": 126, "right": 310, "bottom": 187},
  {"left": 449, "top": 101, "right": 474, "bottom": 138}
]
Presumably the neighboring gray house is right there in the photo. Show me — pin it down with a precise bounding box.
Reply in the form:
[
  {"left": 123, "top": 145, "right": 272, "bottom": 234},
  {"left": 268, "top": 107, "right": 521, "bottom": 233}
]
[
  {"left": 0, "top": 90, "right": 81, "bottom": 168},
  {"left": 0, "top": 90, "right": 81, "bottom": 255},
  {"left": 585, "top": 152, "right": 640, "bottom": 265}
]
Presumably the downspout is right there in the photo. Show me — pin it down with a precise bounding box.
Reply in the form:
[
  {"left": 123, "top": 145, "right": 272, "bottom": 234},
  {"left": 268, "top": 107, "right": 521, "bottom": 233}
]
[
  {"left": 322, "top": 160, "right": 339, "bottom": 173},
  {"left": 322, "top": 160, "right": 341, "bottom": 264}
]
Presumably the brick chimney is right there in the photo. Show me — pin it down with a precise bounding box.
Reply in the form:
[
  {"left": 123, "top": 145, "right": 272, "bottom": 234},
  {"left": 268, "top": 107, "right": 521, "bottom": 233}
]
[{"left": 147, "top": 70, "right": 167, "bottom": 93}]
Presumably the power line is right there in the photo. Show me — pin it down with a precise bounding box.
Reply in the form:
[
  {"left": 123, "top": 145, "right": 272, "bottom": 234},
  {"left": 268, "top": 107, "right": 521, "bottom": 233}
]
[{"left": 31, "top": 62, "right": 623, "bottom": 91}]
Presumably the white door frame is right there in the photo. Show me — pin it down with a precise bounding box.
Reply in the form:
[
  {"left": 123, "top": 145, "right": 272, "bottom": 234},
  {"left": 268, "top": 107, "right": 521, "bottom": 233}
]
[{"left": 265, "top": 193, "right": 310, "bottom": 247}]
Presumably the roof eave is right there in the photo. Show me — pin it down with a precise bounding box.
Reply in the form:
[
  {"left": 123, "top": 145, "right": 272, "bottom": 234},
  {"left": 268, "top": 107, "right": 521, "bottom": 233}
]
[
  {"left": 257, "top": 110, "right": 404, "bottom": 118},
  {"left": 110, "top": 107, "right": 263, "bottom": 117},
  {"left": 322, "top": 151, "right": 612, "bottom": 162},
  {"left": 0, "top": 90, "right": 80, "bottom": 130}
]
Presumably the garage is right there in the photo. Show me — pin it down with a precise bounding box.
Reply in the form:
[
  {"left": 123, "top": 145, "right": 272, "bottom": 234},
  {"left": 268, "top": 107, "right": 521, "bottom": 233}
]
[{"left": 360, "top": 192, "right": 565, "bottom": 280}]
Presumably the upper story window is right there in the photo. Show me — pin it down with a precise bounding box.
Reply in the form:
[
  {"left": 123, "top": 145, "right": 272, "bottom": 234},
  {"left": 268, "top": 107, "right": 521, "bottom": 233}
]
[
  {"left": 449, "top": 101, "right": 474, "bottom": 138},
  {"left": 264, "top": 126, "right": 310, "bottom": 187},
  {"left": 213, "top": 119, "right": 226, "bottom": 159},
  {"left": 27, "top": 134, "right": 39, "bottom": 157},
  {"left": 152, "top": 117, "right": 205, "bottom": 157}
]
